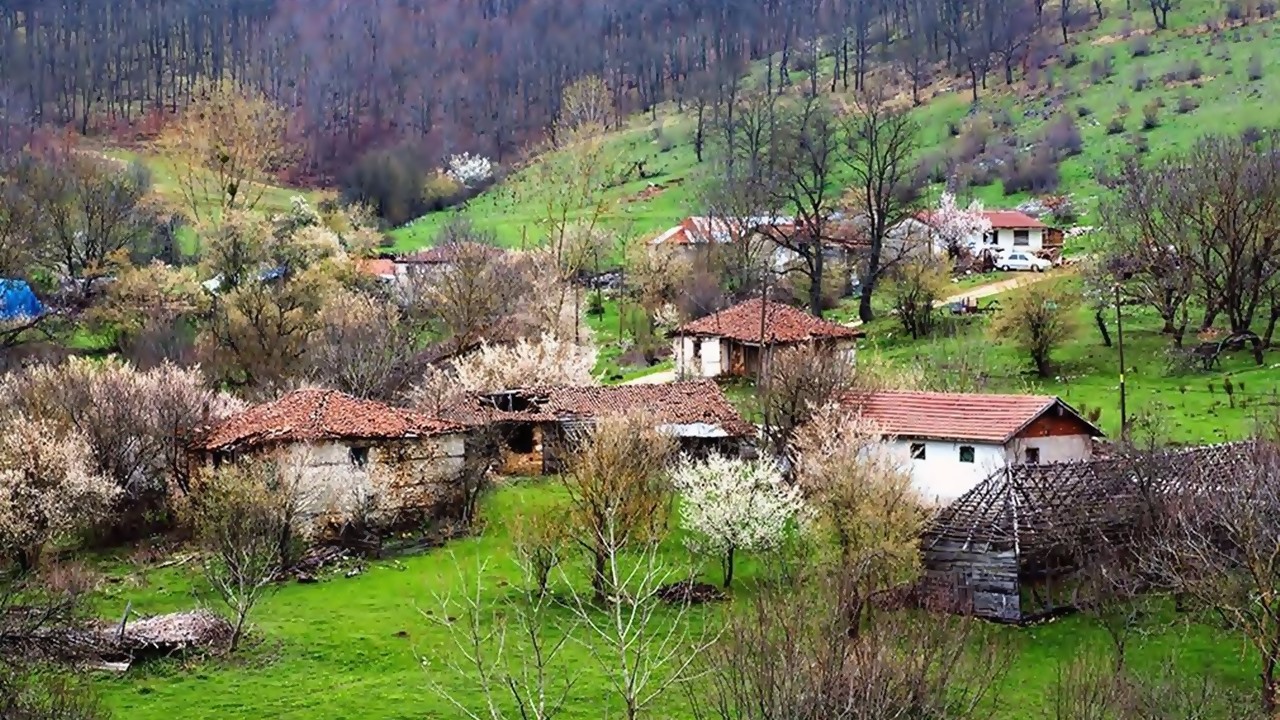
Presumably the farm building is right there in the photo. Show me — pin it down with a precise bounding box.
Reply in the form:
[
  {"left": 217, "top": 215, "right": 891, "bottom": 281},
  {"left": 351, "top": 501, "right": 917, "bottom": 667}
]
[
  {"left": 391, "top": 241, "right": 505, "bottom": 279},
  {"left": 192, "top": 389, "right": 471, "bottom": 526},
  {"left": 671, "top": 299, "right": 863, "bottom": 380},
  {"left": 841, "top": 391, "right": 1104, "bottom": 504},
  {"left": 920, "top": 442, "right": 1252, "bottom": 623},
  {"left": 438, "top": 380, "right": 755, "bottom": 475}
]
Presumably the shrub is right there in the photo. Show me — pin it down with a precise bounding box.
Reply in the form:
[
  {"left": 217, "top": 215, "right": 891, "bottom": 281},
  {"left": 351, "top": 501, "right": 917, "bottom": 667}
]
[
  {"left": 1243, "top": 125, "right": 1266, "bottom": 144},
  {"left": 1000, "top": 149, "right": 1060, "bottom": 196},
  {"left": 1141, "top": 101, "right": 1160, "bottom": 130},
  {"left": 1226, "top": 1, "right": 1244, "bottom": 21},
  {"left": 1248, "top": 54, "right": 1264, "bottom": 80},
  {"left": 1065, "top": 51, "right": 1082, "bottom": 68},
  {"left": 1262, "top": 0, "right": 1277, "bottom": 17},
  {"left": 445, "top": 152, "right": 494, "bottom": 188},
  {"left": 1076, "top": 105, "right": 1093, "bottom": 117},
  {"left": 1130, "top": 35, "right": 1152, "bottom": 57},
  {"left": 1044, "top": 114, "right": 1084, "bottom": 158},
  {"left": 342, "top": 145, "right": 429, "bottom": 226},
  {"left": 1130, "top": 132, "right": 1150, "bottom": 154},
  {"left": 1187, "top": 60, "right": 1204, "bottom": 80},
  {"left": 947, "top": 119, "right": 961, "bottom": 137},
  {"left": 1132, "top": 66, "right": 1150, "bottom": 91},
  {"left": 992, "top": 108, "right": 1015, "bottom": 130},
  {"left": 1089, "top": 50, "right": 1116, "bottom": 82},
  {"left": 1107, "top": 115, "right": 1127, "bottom": 135},
  {"left": 1176, "top": 93, "right": 1199, "bottom": 114}
]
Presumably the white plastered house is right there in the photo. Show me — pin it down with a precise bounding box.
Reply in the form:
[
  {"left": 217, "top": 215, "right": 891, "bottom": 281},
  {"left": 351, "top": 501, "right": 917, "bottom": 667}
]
[
  {"left": 911, "top": 210, "right": 1055, "bottom": 255},
  {"left": 840, "top": 390, "right": 1105, "bottom": 505}
]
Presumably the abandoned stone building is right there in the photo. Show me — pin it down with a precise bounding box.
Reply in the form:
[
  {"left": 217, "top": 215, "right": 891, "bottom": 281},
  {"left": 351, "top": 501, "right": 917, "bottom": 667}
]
[
  {"left": 192, "top": 389, "right": 470, "bottom": 525},
  {"left": 439, "top": 380, "right": 755, "bottom": 475}
]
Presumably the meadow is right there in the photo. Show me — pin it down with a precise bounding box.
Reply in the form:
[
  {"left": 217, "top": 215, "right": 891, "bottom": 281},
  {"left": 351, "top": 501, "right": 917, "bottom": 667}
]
[{"left": 92, "top": 479, "right": 1259, "bottom": 720}]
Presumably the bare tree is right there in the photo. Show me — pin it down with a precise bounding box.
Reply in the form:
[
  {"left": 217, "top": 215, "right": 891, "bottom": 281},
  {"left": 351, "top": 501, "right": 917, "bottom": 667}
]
[
  {"left": 843, "top": 88, "right": 924, "bottom": 323},
  {"left": 560, "top": 414, "right": 677, "bottom": 603},
  {"left": 888, "top": 253, "right": 950, "bottom": 339},
  {"left": 564, "top": 523, "right": 719, "bottom": 720},
  {"left": 426, "top": 557, "right": 579, "bottom": 720},
  {"left": 187, "top": 459, "right": 310, "bottom": 650},
  {"left": 1150, "top": 434, "right": 1280, "bottom": 713},
  {"left": 307, "top": 289, "right": 421, "bottom": 400},
  {"left": 757, "top": 345, "right": 857, "bottom": 456}
]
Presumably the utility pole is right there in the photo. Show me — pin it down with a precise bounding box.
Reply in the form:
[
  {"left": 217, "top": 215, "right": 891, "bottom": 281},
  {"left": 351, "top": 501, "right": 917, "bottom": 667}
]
[{"left": 1115, "top": 284, "right": 1127, "bottom": 439}]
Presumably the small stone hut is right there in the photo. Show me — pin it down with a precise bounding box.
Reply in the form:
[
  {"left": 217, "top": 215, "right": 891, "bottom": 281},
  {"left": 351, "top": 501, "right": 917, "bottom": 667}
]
[
  {"left": 439, "top": 380, "right": 755, "bottom": 475},
  {"left": 192, "top": 389, "right": 470, "bottom": 525}
]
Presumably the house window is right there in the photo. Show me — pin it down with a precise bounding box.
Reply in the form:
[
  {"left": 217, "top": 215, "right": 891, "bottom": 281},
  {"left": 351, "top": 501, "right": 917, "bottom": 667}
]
[
  {"left": 984, "top": 232, "right": 998, "bottom": 245},
  {"left": 1024, "top": 447, "right": 1041, "bottom": 464},
  {"left": 1013, "top": 229, "right": 1030, "bottom": 246},
  {"left": 349, "top": 446, "right": 370, "bottom": 469},
  {"left": 959, "top": 446, "right": 975, "bottom": 463},
  {"left": 910, "top": 443, "right": 926, "bottom": 460}
]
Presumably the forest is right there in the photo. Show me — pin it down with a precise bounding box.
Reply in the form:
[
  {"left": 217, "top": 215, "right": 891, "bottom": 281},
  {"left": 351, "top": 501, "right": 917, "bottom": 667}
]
[{"left": 0, "top": 0, "right": 1110, "bottom": 179}]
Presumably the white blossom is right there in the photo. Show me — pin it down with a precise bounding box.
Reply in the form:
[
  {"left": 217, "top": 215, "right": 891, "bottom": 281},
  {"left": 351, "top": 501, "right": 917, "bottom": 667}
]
[
  {"left": 446, "top": 152, "right": 494, "bottom": 188},
  {"left": 452, "top": 331, "right": 598, "bottom": 392},
  {"left": 672, "top": 454, "right": 807, "bottom": 586},
  {"left": 930, "top": 192, "right": 992, "bottom": 253}
]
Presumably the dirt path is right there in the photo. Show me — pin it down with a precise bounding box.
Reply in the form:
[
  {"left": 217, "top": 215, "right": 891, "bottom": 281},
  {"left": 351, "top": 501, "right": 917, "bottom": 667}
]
[{"left": 622, "top": 368, "right": 677, "bottom": 385}]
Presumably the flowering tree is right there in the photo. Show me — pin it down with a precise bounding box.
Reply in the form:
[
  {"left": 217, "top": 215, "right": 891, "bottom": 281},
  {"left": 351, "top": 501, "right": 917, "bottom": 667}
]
[
  {"left": 672, "top": 455, "right": 807, "bottom": 588},
  {"left": 446, "top": 152, "right": 494, "bottom": 188},
  {"left": 0, "top": 417, "right": 119, "bottom": 571},
  {"left": 452, "top": 332, "right": 598, "bottom": 392},
  {"left": 930, "top": 192, "right": 991, "bottom": 259}
]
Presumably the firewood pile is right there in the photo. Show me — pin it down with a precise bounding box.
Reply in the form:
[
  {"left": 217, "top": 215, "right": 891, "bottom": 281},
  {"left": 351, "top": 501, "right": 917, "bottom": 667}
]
[
  {"left": 96, "top": 610, "right": 233, "bottom": 656},
  {"left": 655, "top": 580, "right": 727, "bottom": 605}
]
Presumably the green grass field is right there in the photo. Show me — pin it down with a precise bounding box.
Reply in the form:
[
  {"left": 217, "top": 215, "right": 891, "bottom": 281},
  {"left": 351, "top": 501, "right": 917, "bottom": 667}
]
[{"left": 91, "top": 479, "right": 1260, "bottom": 720}]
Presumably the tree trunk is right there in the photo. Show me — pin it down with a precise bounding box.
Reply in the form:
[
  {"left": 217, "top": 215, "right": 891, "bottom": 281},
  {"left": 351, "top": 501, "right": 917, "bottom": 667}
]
[
  {"left": 591, "top": 546, "right": 608, "bottom": 603},
  {"left": 1263, "top": 650, "right": 1278, "bottom": 715},
  {"left": 722, "top": 546, "right": 735, "bottom": 589},
  {"left": 809, "top": 251, "right": 825, "bottom": 317},
  {"left": 1095, "top": 310, "right": 1112, "bottom": 347}
]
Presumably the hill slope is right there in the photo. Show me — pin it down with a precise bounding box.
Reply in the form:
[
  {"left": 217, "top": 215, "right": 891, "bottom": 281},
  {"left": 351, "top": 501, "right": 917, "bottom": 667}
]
[{"left": 392, "top": 0, "right": 1280, "bottom": 252}]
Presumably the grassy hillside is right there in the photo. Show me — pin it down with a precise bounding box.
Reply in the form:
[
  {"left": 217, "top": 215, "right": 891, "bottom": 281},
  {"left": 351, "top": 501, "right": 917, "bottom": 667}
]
[{"left": 391, "top": 0, "right": 1280, "bottom": 253}]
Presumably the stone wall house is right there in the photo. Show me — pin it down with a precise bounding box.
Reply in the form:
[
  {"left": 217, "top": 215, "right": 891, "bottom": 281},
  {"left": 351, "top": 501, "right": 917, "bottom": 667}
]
[
  {"left": 670, "top": 299, "right": 864, "bottom": 379},
  {"left": 439, "top": 380, "right": 756, "bottom": 476},
  {"left": 192, "top": 389, "right": 471, "bottom": 527}
]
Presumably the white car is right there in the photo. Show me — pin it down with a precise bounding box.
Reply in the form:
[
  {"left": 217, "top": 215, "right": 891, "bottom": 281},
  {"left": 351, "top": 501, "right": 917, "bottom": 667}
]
[{"left": 995, "top": 250, "right": 1053, "bottom": 273}]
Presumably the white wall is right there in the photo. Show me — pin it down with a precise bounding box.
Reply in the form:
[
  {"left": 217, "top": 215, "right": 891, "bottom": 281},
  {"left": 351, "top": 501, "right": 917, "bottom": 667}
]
[
  {"left": 984, "top": 228, "right": 1045, "bottom": 252},
  {"left": 673, "top": 337, "right": 699, "bottom": 377},
  {"left": 884, "top": 439, "right": 1008, "bottom": 505},
  {"left": 672, "top": 337, "right": 723, "bottom": 378},
  {"left": 700, "top": 338, "right": 723, "bottom": 377},
  {"left": 1005, "top": 434, "right": 1093, "bottom": 465}
]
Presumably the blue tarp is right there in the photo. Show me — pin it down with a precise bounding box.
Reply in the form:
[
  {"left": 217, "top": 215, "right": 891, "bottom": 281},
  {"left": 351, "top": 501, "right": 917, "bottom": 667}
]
[{"left": 0, "top": 279, "right": 46, "bottom": 321}]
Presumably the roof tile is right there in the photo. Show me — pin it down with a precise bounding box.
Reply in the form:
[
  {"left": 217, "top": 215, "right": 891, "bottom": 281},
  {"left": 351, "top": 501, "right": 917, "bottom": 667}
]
[
  {"left": 840, "top": 390, "right": 1101, "bottom": 443},
  {"left": 672, "top": 298, "right": 863, "bottom": 344},
  {"left": 198, "top": 389, "right": 463, "bottom": 451}
]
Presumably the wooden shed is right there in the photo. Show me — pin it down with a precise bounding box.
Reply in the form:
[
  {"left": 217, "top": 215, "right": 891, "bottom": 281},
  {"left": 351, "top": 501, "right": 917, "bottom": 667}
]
[{"left": 919, "top": 442, "right": 1253, "bottom": 623}]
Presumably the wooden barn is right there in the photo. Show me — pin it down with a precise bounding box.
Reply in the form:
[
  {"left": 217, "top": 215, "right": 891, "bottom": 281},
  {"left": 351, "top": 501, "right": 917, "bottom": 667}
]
[{"left": 919, "top": 442, "right": 1252, "bottom": 623}]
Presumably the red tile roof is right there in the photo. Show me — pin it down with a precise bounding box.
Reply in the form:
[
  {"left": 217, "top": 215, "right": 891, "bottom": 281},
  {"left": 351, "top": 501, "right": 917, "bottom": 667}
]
[
  {"left": 359, "top": 258, "right": 397, "bottom": 277},
  {"left": 840, "top": 391, "right": 1102, "bottom": 443},
  {"left": 441, "top": 380, "right": 754, "bottom": 438},
  {"left": 197, "top": 389, "right": 464, "bottom": 451},
  {"left": 981, "top": 210, "right": 1048, "bottom": 229},
  {"left": 671, "top": 299, "right": 864, "bottom": 344}
]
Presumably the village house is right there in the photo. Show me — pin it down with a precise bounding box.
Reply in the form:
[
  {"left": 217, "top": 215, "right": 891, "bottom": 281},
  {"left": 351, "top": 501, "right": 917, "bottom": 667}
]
[
  {"left": 192, "top": 389, "right": 471, "bottom": 525},
  {"left": 390, "top": 242, "right": 505, "bottom": 280},
  {"left": 920, "top": 442, "right": 1251, "bottom": 623},
  {"left": 438, "top": 380, "right": 755, "bottom": 475},
  {"left": 909, "top": 209, "right": 1061, "bottom": 255},
  {"left": 671, "top": 298, "right": 863, "bottom": 379},
  {"left": 840, "top": 390, "right": 1104, "bottom": 504}
]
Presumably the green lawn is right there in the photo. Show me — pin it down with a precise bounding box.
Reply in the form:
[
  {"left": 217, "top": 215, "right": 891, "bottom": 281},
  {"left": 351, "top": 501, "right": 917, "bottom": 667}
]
[
  {"left": 91, "top": 479, "right": 1260, "bottom": 719},
  {"left": 867, "top": 275, "right": 1280, "bottom": 444}
]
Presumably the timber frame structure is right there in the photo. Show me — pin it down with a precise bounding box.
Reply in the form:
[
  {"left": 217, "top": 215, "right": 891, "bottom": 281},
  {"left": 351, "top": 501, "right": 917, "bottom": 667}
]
[{"left": 920, "top": 442, "right": 1254, "bottom": 623}]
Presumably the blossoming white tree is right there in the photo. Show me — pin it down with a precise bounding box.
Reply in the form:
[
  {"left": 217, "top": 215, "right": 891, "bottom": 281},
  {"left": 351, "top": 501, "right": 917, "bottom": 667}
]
[
  {"left": 446, "top": 152, "right": 494, "bottom": 188},
  {"left": 452, "top": 331, "right": 598, "bottom": 392},
  {"left": 0, "top": 417, "right": 119, "bottom": 571},
  {"left": 672, "top": 454, "right": 807, "bottom": 588},
  {"left": 930, "top": 192, "right": 992, "bottom": 259}
]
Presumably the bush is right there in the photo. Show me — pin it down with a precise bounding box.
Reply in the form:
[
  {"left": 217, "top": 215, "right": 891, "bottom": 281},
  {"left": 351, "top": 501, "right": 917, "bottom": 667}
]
[
  {"left": 1226, "top": 1, "right": 1244, "bottom": 21},
  {"left": 1000, "top": 149, "right": 1060, "bottom": 196},
  {"left": 991, "top": 108, "right": 1014, "bottom": 131},
  {"left": 1065, "top": 51, "right": 1082, "bottom": 68},
  {"left": 1243, "top": 125, "right": 1266, "bottom": 145},
  {"left": 1262, "top": 0, "right": 1278, "bottom": 17},
  {"left": 1089, "top": 50, "right": 1116, "bottom": 82},
  {"left": 1141, "top": 101, "right": 1160, "bottom": 130},
  {"left": 341, "top": 146, "right": 430, "bottom": 226},
  {"left": 1248, "top": 54, "right": 1264, "bottom": 80},
  {"left": 1130, "top": 35, "right": 1152, "bottom": 57},
  {"left": 1044, "top": 114, "right": 1084, "bottom": 158},
  {"left": 1176, "top": 93, "right": 1199, "bottom": 114},
  {"left": 1186, "top": 59, "right": 1204, "bottom": 80},
  {"left": 1132, "top": 66, "right": 1150, "bottom": 91},
  {"left": 1107, "top": 115, "right": 1127, "bottom": 135},
  {"left": 1076, "top": 105, "right": 1093, "bottom": 117},
  {"left": 1130, "top": 132, "right": 1150, "bottom": 154}
]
